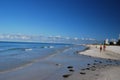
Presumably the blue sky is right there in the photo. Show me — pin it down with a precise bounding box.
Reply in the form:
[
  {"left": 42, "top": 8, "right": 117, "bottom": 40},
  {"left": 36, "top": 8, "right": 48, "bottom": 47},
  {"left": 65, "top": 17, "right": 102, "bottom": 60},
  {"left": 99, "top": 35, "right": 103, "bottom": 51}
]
[{"left": 0, "top": 0, "right": 120, "bottom": 40}]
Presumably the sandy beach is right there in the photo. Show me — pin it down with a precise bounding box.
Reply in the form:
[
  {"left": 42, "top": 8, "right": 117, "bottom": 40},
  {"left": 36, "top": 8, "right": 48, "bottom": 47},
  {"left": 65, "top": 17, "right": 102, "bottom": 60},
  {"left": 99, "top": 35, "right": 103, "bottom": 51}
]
[
  {"left": 0, "top": 0, "right": 120, "bottom": 80},
  {"left": 0, "top": 44, "right": 120, "bottom": 80},
  {"left": 80, "top": 45, "right": 120, "bottom": 60},
  {"left": 78, "top": 45, "right": 120, "bottom": 80}
]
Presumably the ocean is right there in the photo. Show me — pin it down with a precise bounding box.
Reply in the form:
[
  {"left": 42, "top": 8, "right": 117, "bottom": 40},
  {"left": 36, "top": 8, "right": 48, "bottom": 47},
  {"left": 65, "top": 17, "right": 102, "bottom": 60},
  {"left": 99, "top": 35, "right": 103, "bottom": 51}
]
[{"left": 0, "top": 41, "right": 86, "bottom": 72}]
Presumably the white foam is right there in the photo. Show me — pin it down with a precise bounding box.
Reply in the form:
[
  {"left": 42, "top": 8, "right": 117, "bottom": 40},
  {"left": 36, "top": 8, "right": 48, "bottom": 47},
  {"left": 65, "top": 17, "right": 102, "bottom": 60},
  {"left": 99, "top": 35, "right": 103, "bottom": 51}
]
[
  {"left": 25, "top": 48, "right": 32, "bottom": 51},
  {"left": 49, "top": 46, "right": 54, "bottom": 48}
]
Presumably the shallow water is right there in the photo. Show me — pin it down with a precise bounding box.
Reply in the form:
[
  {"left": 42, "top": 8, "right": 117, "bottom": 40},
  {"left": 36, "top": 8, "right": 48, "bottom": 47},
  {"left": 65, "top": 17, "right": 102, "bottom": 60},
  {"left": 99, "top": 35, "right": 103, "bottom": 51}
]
[{"left": 0, "top": 42, "right": 86, "bottom": 72}]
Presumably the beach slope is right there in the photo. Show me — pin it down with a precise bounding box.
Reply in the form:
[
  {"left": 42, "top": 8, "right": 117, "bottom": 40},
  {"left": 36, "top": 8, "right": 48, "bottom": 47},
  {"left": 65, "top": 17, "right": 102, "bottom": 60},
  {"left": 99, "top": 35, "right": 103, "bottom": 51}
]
[{"left": 78, "top": 45, "right": 120, "bottom": 80}]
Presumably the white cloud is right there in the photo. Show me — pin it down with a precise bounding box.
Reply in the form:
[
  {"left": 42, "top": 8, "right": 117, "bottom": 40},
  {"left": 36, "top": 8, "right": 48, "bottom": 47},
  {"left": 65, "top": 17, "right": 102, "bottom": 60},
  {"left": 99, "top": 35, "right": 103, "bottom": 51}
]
[
  {"left": 65, "top": 37, "right": 70, "bottom": 40},
  {"left": 74, "top": 37, "right": 79, "bottom": 40},
  {"left": 0, "top": 34, "right": 31, "bottom": 40},
  {"left": 0, "top": 35, "right": 4, "bottom": 39},
  {"left": 0, "top": 34, "right": 96, "bottom": 44}
]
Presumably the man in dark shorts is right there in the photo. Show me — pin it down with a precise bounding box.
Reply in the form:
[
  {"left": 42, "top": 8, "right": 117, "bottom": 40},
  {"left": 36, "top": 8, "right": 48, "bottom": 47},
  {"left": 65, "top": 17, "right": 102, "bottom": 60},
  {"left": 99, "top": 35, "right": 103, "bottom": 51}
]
[{"left": 100, "top": 45, "right": 102, "bottom": 52}]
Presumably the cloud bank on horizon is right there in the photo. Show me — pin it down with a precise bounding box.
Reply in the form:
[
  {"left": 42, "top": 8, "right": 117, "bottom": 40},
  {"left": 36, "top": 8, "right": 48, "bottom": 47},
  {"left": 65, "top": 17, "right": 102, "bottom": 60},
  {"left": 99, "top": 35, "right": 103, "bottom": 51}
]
[{"left": 0, "top": 34, "right": 96, "bottom": 44}]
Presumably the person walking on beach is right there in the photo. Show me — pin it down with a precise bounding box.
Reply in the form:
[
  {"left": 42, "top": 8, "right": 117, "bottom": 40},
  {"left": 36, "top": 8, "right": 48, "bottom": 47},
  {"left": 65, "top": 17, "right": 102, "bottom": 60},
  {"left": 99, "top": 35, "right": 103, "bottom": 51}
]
[
  {"left": 103, "top": 45, "right": 106, "bottom": 51},
  {"left": 100, "top": 45, "right": 102, "bottom": 52}
]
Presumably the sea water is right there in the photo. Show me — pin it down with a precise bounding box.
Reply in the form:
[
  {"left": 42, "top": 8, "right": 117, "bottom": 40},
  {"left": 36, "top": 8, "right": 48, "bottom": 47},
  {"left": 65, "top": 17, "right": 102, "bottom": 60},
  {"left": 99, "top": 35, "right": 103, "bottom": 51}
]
[{"left": 0, "top": 41, "right": 86, "bottom": 72}]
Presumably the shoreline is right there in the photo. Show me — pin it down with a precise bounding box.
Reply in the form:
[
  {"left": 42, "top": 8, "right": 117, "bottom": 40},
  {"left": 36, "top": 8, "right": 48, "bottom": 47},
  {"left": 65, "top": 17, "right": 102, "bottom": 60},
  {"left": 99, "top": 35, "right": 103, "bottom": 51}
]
[
  {"left": 0, "top": 45, "right": 120, "bottom": 80},
  {"left": 78, "top": 45, "right": 120, "bottom": 80},
  {"left": 79, "top": 45, "right": 120, "bottom": 60}
]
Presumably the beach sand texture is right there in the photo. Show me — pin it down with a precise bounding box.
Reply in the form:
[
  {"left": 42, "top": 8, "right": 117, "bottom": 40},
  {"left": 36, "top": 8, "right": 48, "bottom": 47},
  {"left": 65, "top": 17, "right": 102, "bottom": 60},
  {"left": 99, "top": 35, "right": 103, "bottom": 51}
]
[
  {"left": 79, "top": 45, "right": 120, "bottom": 80},
  {"left": 0, "top": 45, "right": 120, "bottom": 80},
  {"left": 80, "top": 45, "right": 120, "bottom": 60}
]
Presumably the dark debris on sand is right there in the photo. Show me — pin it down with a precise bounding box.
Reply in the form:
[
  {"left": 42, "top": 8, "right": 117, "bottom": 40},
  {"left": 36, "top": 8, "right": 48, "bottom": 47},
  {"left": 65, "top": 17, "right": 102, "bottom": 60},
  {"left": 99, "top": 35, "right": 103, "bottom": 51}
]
[
  {"left": 62, "top": 59, "right": 120, "bottom": 78},
  {"left": 69, "top": 69, "right": 74, "bottom": 72},
  {"left": 67, "top": 66, "right": 73, "bottom": 69},
  {"left": 62, "top": 74, "right": 71, "bottom": 78},
  {"left": 67, "top": 66, "right": 75, "bottom": 72},
  {"left": 80, "top": 72, "right": 86, "bottom": 75}
]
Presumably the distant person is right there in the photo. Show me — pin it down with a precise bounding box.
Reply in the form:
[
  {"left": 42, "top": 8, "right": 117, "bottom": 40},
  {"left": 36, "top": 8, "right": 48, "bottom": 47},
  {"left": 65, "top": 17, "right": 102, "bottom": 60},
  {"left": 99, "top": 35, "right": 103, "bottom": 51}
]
[
  {"left": 96, "top": 45, "right": 97, "bottom": 48},
  {"left": 103, "top": 45, "right": 106, "bottom": 51},
  {"left": 100, "top": 45, "right": 102, "bottom": 52}
]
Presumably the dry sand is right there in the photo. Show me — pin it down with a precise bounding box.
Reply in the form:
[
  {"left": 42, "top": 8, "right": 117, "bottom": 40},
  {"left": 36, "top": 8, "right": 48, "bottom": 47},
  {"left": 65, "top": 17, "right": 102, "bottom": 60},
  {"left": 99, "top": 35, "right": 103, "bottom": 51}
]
[
  {"left": 79, "top": 45, "right": 120, "bottom": 60},
  {"left": 78, "top": 45, "right": 120, "bottom": 80}
]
